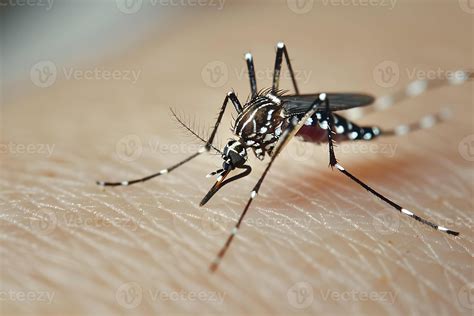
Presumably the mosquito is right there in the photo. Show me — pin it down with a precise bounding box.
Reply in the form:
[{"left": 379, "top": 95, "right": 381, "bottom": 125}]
[{"left": 97, "top": 42, "right": 472, "bottom": 272}]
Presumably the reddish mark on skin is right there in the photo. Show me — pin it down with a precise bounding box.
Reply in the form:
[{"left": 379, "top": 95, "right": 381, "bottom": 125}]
[
  {"left": 297, "top": 125, "right": 327, "bottom": 143},
  {"left": 297, "top": 125, "right": 348, "bottom": 143}
]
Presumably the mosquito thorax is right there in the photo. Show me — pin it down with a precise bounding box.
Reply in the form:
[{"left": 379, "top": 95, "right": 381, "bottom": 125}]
[
  {"left": 222, "top": 139, "right": 248, "bottom": 171},
  {"left": 233, "top": 92, "right": 286, "bottom": 160}
]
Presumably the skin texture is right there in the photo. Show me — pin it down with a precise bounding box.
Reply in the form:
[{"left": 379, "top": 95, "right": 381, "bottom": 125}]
[{"left": 1, "top": 1, "right": 473, "bottom": 315}]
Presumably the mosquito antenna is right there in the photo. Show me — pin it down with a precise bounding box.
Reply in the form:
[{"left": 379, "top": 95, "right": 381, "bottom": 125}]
[{"left": 170, "top": 107, "right": 222, "bottom": 154}]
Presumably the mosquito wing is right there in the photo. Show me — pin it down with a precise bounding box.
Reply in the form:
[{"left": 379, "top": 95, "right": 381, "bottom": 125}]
[{"left": 281, "top": 93, "right": 374, "bottom": 116}]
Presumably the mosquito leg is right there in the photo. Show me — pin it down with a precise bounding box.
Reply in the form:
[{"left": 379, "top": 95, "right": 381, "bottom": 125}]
[
  {"left": 209, "top": 94, "right": 326, "bottom": 273},
  {"left": 97, "top": 91, "right": 243, "bottom": 187},
  {"left": 96, "top": 152, "right": 203, "bottom": 187},
  {"left": 272, "top": 42, "right": 300, "bottom": 94},
  {"left": 322, "top": 98, "right": 459, "bottom": 236},
  {"left": 207, "top": 91, "right": 242, "bottom": 145},
  {"left": 348, "top": 70, "right": 472, "bottom": 120},
  {"left": 245, "top": 52, "right": 258, "bottom": 99}
]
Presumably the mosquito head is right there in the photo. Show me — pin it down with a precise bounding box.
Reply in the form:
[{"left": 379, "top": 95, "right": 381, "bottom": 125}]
[
  {"left": 221, "top": 139, "right": 248, "bottom": 171},
  {"left": 201, "top": 139, "right": 250, "bottom": 206}
]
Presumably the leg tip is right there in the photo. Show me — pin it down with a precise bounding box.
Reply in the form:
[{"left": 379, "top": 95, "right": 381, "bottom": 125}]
[{"left": 447, "top": 230, "right": 460, "bottom": 236}]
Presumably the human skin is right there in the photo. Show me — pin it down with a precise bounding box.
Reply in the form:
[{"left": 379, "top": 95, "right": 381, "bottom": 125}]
[{"left": 1, "top": 1, "right": 473, "bottom": 315}]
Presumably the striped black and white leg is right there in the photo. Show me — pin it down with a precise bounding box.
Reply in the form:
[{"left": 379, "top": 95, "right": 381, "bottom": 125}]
[
  {"left": 333, "top": 163, "right": 459, "bottom": 235},
  {"left": 272, "top": 42, "right": 300, "bottom": 94},
  {"left": 96, "top": 91, "right": 243, "bottom": 187},
  {"left": 96, "top": 151, "right": 203, "bottom": 187},
  {"left": 209, "top": 94, "right": 326, "bottom": 273},
  {"left": 348, "top": 70, "right": 473, "bottom": 120},
  {"left": 323, "top": 99, "right": 460, "bottom": 236},
  {"left": 245, "top": 52, "right": 258, "bottom": 99}
]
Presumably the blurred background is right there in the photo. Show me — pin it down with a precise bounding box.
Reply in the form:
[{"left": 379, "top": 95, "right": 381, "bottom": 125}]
[{"left": 1, "top": 0, "right": 473, "bottom": 315}]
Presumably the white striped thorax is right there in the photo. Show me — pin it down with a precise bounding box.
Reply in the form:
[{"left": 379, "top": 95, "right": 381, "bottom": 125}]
[{"left": 232, "top": 90, "right": 287, "bottom": 160}]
